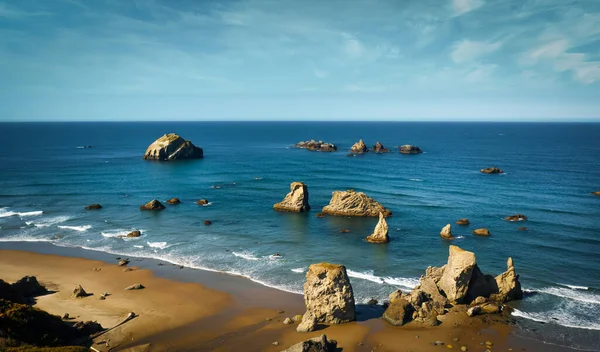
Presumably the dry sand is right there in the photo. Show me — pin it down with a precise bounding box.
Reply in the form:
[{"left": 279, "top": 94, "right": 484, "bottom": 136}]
[{"left": 0, "top": 249, "right": 574, "bottom": 352}]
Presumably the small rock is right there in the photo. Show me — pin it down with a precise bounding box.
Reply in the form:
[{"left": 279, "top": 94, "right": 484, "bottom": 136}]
[
  {"left": 125, "top": 284, "right": 145, "bottom": 290},
  {"left": 84, "top": 204, "right": 102, "bottom": 210},
  {"left": 446, "top": 345, "right": 453, "bottom": 349},
  {"left": 297, "top": 312, "right": 317, "bottom": 333},
  {"left": 293, "top": 314, "right": 303, "bottom": 322},
  {"left": 434, "top": 341, "right": 444, "bottom": 346},
  {"left": 99, "top": 295, "right": 106, "bottom": 300},
  {"left": 118, "top": 259, "right": 130, "bottom": 266},
  {"left": 505, "top": 214, "right": 527, "bottom": 222},
  {"left": 283, "top": 317, "right": 293, "bottom": 324},
  {"left": 456, "top": 218, "right": 470, "bottom": 225},
  {"left": 277, "top": 310, "right": 285, "bottom": 314},
  {"left": 485, "top": 341, "right": 493, "bottom": 346},
  {"left": 196, "top": 199, "right": 209, "bottom": 205},
  {"left": 367, "top": 298, "right": 378, "bottom": 306},
  {"left": 461, "top": 347, "right": 468, "bottom": 351},
  {"left": 272, "top": 341, "right": 279, "bottom": 346},
  {"left": 126, "top": 231, "right": 141, "bottom": 238},
  {"left": 480, "top": 167, "right": 503, "bottom": 174},
  {"left": 62, "top": 313, "right": 70, "bottom": 319},
  {"left": 72, "top": 285, "right": 89, "bottom": 298},
  {"left": 139, "top": 199, "right": 165, "bottom": 211},
  {"left": 517, "top": 227, "right": 528, "bottom": 231},
  {"left": 204, "top": 220, "right": 212, "bottom": 225},
  {"left": 340, "top": 229, "right": 350, "bottom": 233},
  {"left": 123, "top": 267, "right": 133, "bottom": 272},
  {"left": 453, "top": 338, "right": 459, "bottom": 342},
  {"left": 316, "top": 213, "right": 326, "bottom": 218},
  {"left": 472, "top": 228, "right": 491, "bottom": 236},
  {"left": 166, "top": 198, "right": 181, "bottom": 204}
]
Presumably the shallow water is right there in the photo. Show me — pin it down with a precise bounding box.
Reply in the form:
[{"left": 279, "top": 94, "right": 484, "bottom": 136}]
[{"left": 0, "top": 122, "right": 599, "bottom": 349}]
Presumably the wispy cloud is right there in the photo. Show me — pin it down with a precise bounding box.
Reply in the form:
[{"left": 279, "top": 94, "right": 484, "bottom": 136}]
[
  {"left": 451, "top": 40, "right": 502, "bottom": 63},
  {"left": 452, "top": 0, "right": 484, "bottom": 16}
]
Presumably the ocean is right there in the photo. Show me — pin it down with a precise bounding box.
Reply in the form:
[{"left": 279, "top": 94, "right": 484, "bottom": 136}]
[{"left": 0, "top": 122, "right": 599, "bottom": 350}]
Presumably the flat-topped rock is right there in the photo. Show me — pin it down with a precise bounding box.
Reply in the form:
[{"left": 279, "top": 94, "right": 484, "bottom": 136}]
[
  {"left": 366, "top": 212, "right": 389, "bottom": 243},
  {"left": 302, "top": 263, "right": 355, "bottom": 324},
  {"left": 322, "top": 190, "right": 391, "bottom": 217},
  {"left": 349, "top": 139, "right": 368, "bottom": 154},
  {"left": 140, "top": 199, "right": 165, "bottom": 211},
  {"left": 371, "top": 142, "right": 390, "bottom": 153},
  {"left": 399, "top": 145, "right": 423, "bottom": 154},
  {"left": 505, "top": 214, "right": 527, "bottom": 221},
  {"left": 480, "top": 167, "right": 503, "bottom": 174},
  {"left": 143, "top": 133, "right": 203, "bottom": 161},
  {"left": 295, "top": 140, "right": 337, "bottom": 152},
  {"left": 456, "top": 218, "right": 470, "bottom": 225},
  {"left": 274, "top": 182, "right": 310, "bottom": 212},
  {"left": 472, "top": 228, "right": 491, "bottom": 236}
]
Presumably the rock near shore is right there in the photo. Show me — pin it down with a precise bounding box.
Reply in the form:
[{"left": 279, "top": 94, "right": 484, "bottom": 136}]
[
  {"left": 322, "top": 190, "right": 392, "bottom": 217},
  {"left": 295, "top": 140, "right": 337, "bottom": 152},
  {"left": 399, "top": 145, "right": 423, "bottom": 154},
  {"left": 143, "top": 133, "right": 203, "bottom": 160},
  {"left": 84, "top": 204, "right": 102, "bottom": 210},
  {"left": 281, "top": 334, "right": 337, "bottom": 352},
  {"left": 472, "top": 228, "right": 491, "bottom": 236},
  {"left": 366, "top": 212, "right": 389, "bottom": 243},
  {"left": 505, "top": 214, "right": 527, "bottom": 221},
  {"left": 274, "top": 182, "right": 310, "bottom": 212},
  {"left": 440, "top": 224, "right": 454, "bottom": 240},
  {"left": 140, "top": 199, "right": 165, "bottom": 211}
]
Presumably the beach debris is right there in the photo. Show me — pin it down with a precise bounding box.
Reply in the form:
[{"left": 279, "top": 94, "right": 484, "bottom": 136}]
[
  {"left": 366, "top": 212, "right": 389, "bottom": 243},
  {"left": 118, "top": 259, "right": 130, "bottom": 266},
  {"left": 294, "top": 140, "right": 337, "bottom": 152},
  {"left": 371, "top": 141, "right": 390, "bottom": 153},
  {"left": 139, "top": 199, "right": 165, "bottom": 211},
  {"left": 196, "top": 199, "right": 209, "bottom": 205},
  {"left": 480, "top": 167, "right": 503, "bottom": 174},
  {"left": 125, "top": 284, "right": 145, "bottom": 290},
  {"left": 399, "top": 145, "right": 423, "bottom": 154},
  {"left": 440, "top": 224, "right": 454, "bottom": 240},
  {"left": 505, "top": 214, "right": 527, "bottom": 221},
  {"left": 456, "top": 218, "right": 470, "bottom": 225},
  {"left": 302, "top": 263, "right": 355, "bottom": 324},
  {"left": 85, "top": 204, "right": 103, "bottom": 210},
  {"left": 166, "top": 198, "right": 180, "bottom": 204},
  {"left": 322, "top": 190, "right": 391, "bottom": 217},
  {"left": 274, "top": 182, "right": 310, "bottom": 212},
  {"left": 204, "top": 220, "right": 212, "bottom": 225},
  {"left": 72, "top": 285, "right": 89, "bottom": 298},
  {"left": 472, "top": 228, "right": 491, "bottom": 236},
  {"left": 283, "top": 317, "right": 293, "bottom": 324},
  {"left": 281, "top": 334, "right": 337, "bottom": 352},
  {"left": 143, "top": 133, "right": 203, "bottom": 161}
]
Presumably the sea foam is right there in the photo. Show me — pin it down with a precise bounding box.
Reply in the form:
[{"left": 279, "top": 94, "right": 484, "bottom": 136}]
[{"left": 58, "top": 225, "right": 92, "bottom": 232}]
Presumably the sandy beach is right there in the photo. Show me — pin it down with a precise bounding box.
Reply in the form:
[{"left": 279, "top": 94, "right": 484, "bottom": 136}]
[{"left": 0, "top": 245, "right": 578, "bottom": 352}]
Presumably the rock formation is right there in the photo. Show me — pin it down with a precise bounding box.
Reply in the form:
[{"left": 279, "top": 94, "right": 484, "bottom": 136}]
[
  {"left": 505, "top": 214, "right": 527, "bottom": 221},
  {"left": 456, "top": 218, "right": 470, "bottom": 225},
  {"left": 349, "top": 139, "right": 368, "bottom": 154},
  {"left": 371, "top": 142, "right": 390, "bottom": 153},
  {"left": 140, "top": 199, "right": 165, "bottom": 211},
  {"left": 142, "top": 133, "right": 203, "bottom": 160},
  {"left": 11, "top": 276, "right": 48, "bottom": 298},
  {"left": 166, "top": 198, "right": 180, "bottom": 204},
  {"left": 440, "top": 224, "right": 454, "bottom": 240},
  {"left": 322, "top": 190, "right": 392, "bottom": 217},
  {"left": 300, "top": 263, "right": 355, "bottom": 325},
  {"left": 480, "top": 167, "right": 503, "bottom": 174},
  {"left": 295, "top": 140, "right": 337, "bottom": 152},
  {"left": 366, "top": 212, "right": 389, "bottom": 243},
  {"left": 493, "top": 258, "right": 523, "bottom": 302},
  {"left": 72, "top": 285, "right": 89, "bottom": 298},
  {"left": 127, "top": 230, "right": 141, "bottom": 238},
  {"left": 281, "top": 334, "right": 337, "bottom": 352},
  {"left": 273, "top": 182, "right": 310, "bottom": 212},
  {"left": 382, "top": 298, "right": 414, "bottom": 326},
  {"left": 472, "top": 228, "right": 491, "bottom": 236},
  {"left": 84, "top": 204, "right": 102, "bottom": 210},
  {"left": 399, "top": 145, "right": 423, "bottom": 154},
  {"left": 437, "top": 246, "right": 477, "bottom": 303}
]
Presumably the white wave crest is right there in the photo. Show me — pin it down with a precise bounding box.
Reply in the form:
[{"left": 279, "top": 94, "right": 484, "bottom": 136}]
[
  {"left": 557, "top": 283, "right": 589, "bottom": 290},
  {"left": 409, "top": 178, "right": 423, "bottom": 182},
  {"left": 382, "top": 276, "right": 420, "bottom": 290},
  {"left": 133, "top": 245, "right": 144, "bottom": 249},
  {"left": 537, "top": 287, "right": 600, "bottom": 305},
  {"left": 58, "top": 225, "right": 92, "bottom": 232},
  {"left": 512, "top": 308, "right": 600, "bottom": 331},
  {"left": 26, "top": 215, "right": 71, "bottom": 228},
  {"left": 101, "top": 230, "right": 129, "bottom": 238},
  {"left": 147, "top": 241, "right": 169, "bottom": 249},
  {"left": 232, "top": 251, "right": 259, "bottom": 261},
  {"left": 0, "top": 209, "right": 43, "bottom": 218},
  {"left": 347, "top": 269, "right": 385, "bottom": 284},
  {"left": 291, "top": 267, "right": 306, "bottom": 273}
]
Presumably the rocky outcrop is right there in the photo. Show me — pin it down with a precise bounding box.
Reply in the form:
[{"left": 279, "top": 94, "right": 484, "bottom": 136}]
[
  {"left": 480, "top": 167, "right": 503, "bottom": 174},
  {"left": 281, "top": 334, "right": 337, "bottom": 352},
  {"left": 456, "top": 218, "right": 470, "bottom": 225},
  {"left": 437, "top": 246, "right": 477, "bottom": 303},
  {"left": 399, "top": 145, "right": 423, "bottom": 154},
  {"left": 382, "top": 298, "right": 414, "bottom": 326},
  {"left": 472, "top": 228, "right": 491, "bottom": 236},
  {"left": 366, "top": 212, "right": 389, "bottom": 243},
  {"left": 295, "top": 140, "right": 338, "bottom": 152},
  {"left": 493, "top": 257, "right": 523, "bottom": 303},
  {"left": 143, "top": 133, "right": 203, "bottom": 160},
  {"left": 505, "top": 214, "right": 527, "bottom": 221},
  {"left": 322, "top": 190, "right": 392, "bottom": 217},
  {"left": 349, "top": 139, "right": 368, "bottom": 154},
  {"left": 72, "top": 285, "right": 89, "bottom": 298},
  {"left": 140, "top": 199, "right": 165, "bottom": 211},
  {"left": 440, "top": 224, "right": 454, "bottom": 240},
  {"left": 12, "top": 276, "right": 48, "bottom": 298},
  {"left": 301, "top": 263, "right": 355, "bottom": 324},
  {"left": 273, "top": 182, "right": 310, "bottom": 212},
  {"left": 84, "top": 204, "right": 102, "bottom": 210},
  {"left": 127, "top": 230, "right": 141, "bottom": 238},
  {"left": 166, "top": 198, "right": 180, "bottom": 204},
  {"left": 371, "top": 142, "right": 390, "bottom": 153}
]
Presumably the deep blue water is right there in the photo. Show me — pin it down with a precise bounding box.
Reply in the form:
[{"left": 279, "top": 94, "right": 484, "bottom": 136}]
[{"left": 0, "top": 122, "right": 599, "bottom": 349}]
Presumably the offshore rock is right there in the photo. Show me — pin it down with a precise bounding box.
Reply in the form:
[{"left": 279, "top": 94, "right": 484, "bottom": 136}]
[
  {"left": 322, "top": 190, "right": 392, "bottom": 217},
  {"left": 295, "top": 140, "right": 337, "bottom": 152},
  {"left": 456, "top": 218, "right": 470, "bottom": 225},
  {"left": 371, "top": 141, "right": 390, "bottom": 153},
  {"left": 472, "top": 228, "right": 491, "bottom": 236},
  {"left": 143, "top": 133, "right": 203, "bottom": 160},
  {"left": 165, "top": 198, "right": 181, "bottom": 204},
  {"left": 440, "top": 224, "right": 454, "bottom": 240},
  {"left": 505, "top": 214, "right": 527, "bottom": 221},
  {"left": 302, "top": 263, "right": 356, "bottom": 324},
  {"left": 274, "top": 182, "right": 310, "bottom": 212},
  {"left": 493, "top": 257, "right": 523, "bottom": 303},
  {"left": 140, "top": 199, "right": 165, "bottom": 211},
  {"left": 349, "top": 139, "right": 369, "bottom": 154},
  {"left": 480, "top": 167, "right": 503, "bottom": 174},
  {"left": 84, "top": 204, "right": 102, "bottom": 210},
  {"left": 399, "top": 145, "right": 423, "bottom": 154},
  {"left": 366, "top": 212, "right": 389, "bottom": 243}
]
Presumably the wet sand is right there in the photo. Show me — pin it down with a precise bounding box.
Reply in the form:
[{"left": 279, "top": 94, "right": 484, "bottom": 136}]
[{"left": 0, "top": 245, "right": 577, "bottom": 352}]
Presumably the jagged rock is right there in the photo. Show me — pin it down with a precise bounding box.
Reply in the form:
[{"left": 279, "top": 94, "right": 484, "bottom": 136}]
[
  {"left": 296, "top": 312, "right": 317, "bottom": 332},
  {"left": 303, "top": 263, "right": 356, "bottom": 324},
  {"left": 480, "top": 167, "right": 503, "bottom": 174},
  {"left": 471, "top": 296, "right": 488, "bottom": 306},
  {"left": 493, "top": 257, "right": 522, "bottom": 302},
  {"left": 349, "top": 139, "right": 368, "bottom": 154},
  {"left": 472, "top": 228, "right": 491, "bottom": 236},
  {"left": 0, "top": 279, "right": 26, "bottom": 303},
  {"left": 72, "top": 285, "right": 89, "bottom": 298},
  {"left": 399, "top": 145, "right": 423, "bottom": 154},
  {"left": 73, "top": 321, "right": 103, "bottom": 335},
  {"left": 383, "top": 298, "right": 414, "bottom": 326},
  {"left": 281, "top": 334, "right": 337, "bottom": 352},
  {"left": 416, "top": 277, "right": 448, "bottom": 311},
  {"left": 366, "top": 212, "right": 389, "bottom": 243},
  {"left": 142, "top": 133, "right": 203, "bottom": 160},
  {"left": 437, "top": 246, "right": 477, "bottom": 303},
  {"left": 425, "top": 266, "right": 445, "bottom": 284},
  {"left": 440, "top": 224, "right": 454, "bottom": 240},
  {"left": 165, "top": 198, "right": 180, "bottom": 204},
  {"left": 322, "top": 190, "right": 392, "bottom": 217},
  {"left": 456, "top": 218, "right": 470, "bottom": 225},
  {"left": 196, "top": 199, "right": 209, "bottom": 205},
  {"left": 295, "top": 140, "right": 338, "bottom": 152},
  {"left": 273, "top": 182, "right": 310, "bottom": 212},
  {"left": 371, "top": 142, "right": 390, "bottom": 153},
  {"left": 204, "top": 220, "right": 212, "bottom": 225},
  {"left": 465, "top": 266, "right": 497, "bottom": 301},
  {"left": 126, "top": 231, "right": 141, "bottom": 238},
  {"left": 12, "top": 276, "right": 48, "bottom": 298},
  {"left": 125, "top": 284, "right": 145, "bottom": 290},
  {"left": 425, "top": 309, "right": 440, "bottom": 326},
  {"left": 84, "top": 204, "right": 102, "bottom": 210},
  {"left": 505, "top": 214, "right": 527, "bottom": 222},
  {"left": 140, "top": 199, "right": 165, "bottom": 211},
  {"left": 388, "top": 289, "right": 403, "bottom": 304}
]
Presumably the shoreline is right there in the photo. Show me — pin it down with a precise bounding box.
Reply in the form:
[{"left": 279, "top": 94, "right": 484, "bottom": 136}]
[{"left": 0, "top": 242, "right": 583, "bottom": 351}]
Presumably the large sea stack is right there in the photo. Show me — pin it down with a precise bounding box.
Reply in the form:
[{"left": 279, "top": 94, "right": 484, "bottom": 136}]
[
  {"left": 322, "top": 190, "right": 392, "bottom": 217},
  {"left": 349, "top": 139, "right": 369, "bottom": 154},
  {"left": 365, "top": 212, "right": 389, "bottom": 243},
  {"left": 273, "top": 182, "right": 310, "bottom": 212},
  {"left": 142, "top": 133, "right": 203, "bottom": 161},
  {"left": 295, "top": 140, "right": 337, "bottom": 152}
]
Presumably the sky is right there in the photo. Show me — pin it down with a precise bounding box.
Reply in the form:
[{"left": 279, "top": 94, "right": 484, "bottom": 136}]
[{"left": 0, "top": 0, "right": 599, "bottom": 121}]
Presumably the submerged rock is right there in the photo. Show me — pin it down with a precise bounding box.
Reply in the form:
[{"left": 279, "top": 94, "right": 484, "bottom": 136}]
[
  {"left": 593, "top": 191, "right": 600, "bottom": 196},
  {"left": 273, "top": 182, "right": 310, "bottom": 212},
  {"left": 126, "top": 231, "right": 141, "bottom": 238},
  {"left": 399, "top": 145, "right": 423, "bottom": 154},
  {"left": 322, "top": 190, "right": 392, "bottom": 217},
  {"left": 480, "top": 167, "right": 503, "bottom": 174},
  {"left": 456, "top": 218, "right": 470, "bottom": 226},
  {"left": 165, "top": 198, "right": 181, "bottom": 204},
  {"left": 472, "top": 228, "right": 491, "bottom": 236},
  {"left": 517, "top": 227, "right": 528, "bottom": 231},
  {"left": 349, "top": 139, "right": 369, "bottom": 154},
  {"left": 505, "top": 214, "right": 527, "bottom": 221},
  {"left": 366, "top": 212, "right": 389, "bottom": 243},
  {"left": 437, "top": 246, "right": 477, "bottom": 303},
  {"left": 204, "top": 220, "right": 212, "bottom": 225},
  {"left": 440, "top": 224, "right": 454, "bottom": 240},
  {"left": 142, "top": 133, "right": 203, "bottom": 160},
  {"left": 84, "top": 204, "right": 102, "bottom": 210},
  {"left": 295, "top": 140, "right": 338, "bottom": 152},
  {"left": 371, "top": 141, "right": 390, "bottom": 153},
  {"left": 281, "top": 334, "right": 337, "bottom": 352},
  {"left": 140, "top": 199, "right": 165, "bottom": 211},
  {"left": 302, "top": 263, "right": 355, "bottom": 324}
]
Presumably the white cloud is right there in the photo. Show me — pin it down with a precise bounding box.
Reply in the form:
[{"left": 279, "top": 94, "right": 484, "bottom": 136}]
[
  {"left": 465, "top": 64, "right": 497, "bottom": 82},
  {"left": 451, "top": 40, "right": 502, "bottom": 63},
  {"left": 313, "top": 68, "right": 328, "bottom": 78},
  {"left": 341, "top": 33, "right": 364, "bottom": 57},
  {"left": 452, "top": 0, "right": 484, "bottom": 16},
  {"left": 0, "top": 3, "right": 50, "bottom": 18}
]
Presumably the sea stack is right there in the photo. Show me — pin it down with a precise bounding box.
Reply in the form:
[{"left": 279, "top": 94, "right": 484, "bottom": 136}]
[
  {"left": 322, "top": 190, "right": 392, "bottom": 217},
  {"left": 142, "top": 133, "right": 203, "bottom": 161},
  {"left": 371, "top": 142, "right": 390, "bottom": 153},
  {"left": 399, "top": 145, "right": 423, "bottom": 154},
  {"left": 349, "top": 139, "right": 368, "bottom": 154},
  {"left": 440, "top": 224, "right": 454, "bottom": 240},
  {"left": 295, "top": 140, "right": 337, "bottom": 152},
  {"left": 437, "top": 246, "right": 477, "bottom": 303},
  {"left": 366, "top": 212, "right": 389, "bottom": 243},
  {"left": 140, "top": 199, "right": 165, "bottom": 211},
  {"left": 273, "top": 182, "right": 310, "bottom": 212}
]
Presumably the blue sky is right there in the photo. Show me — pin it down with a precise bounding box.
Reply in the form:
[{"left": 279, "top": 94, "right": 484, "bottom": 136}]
[{"left": 1, "top": 0, "right": 599, "bottom": 121}]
